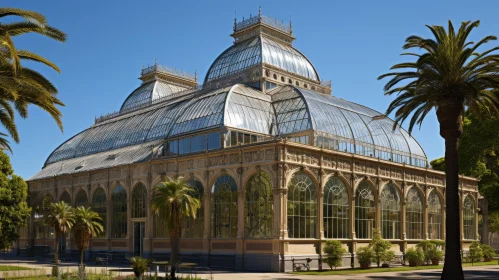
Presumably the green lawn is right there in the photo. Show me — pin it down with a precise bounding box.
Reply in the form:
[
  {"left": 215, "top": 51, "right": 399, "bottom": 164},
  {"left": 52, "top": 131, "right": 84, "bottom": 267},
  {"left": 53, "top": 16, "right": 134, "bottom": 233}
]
[
  {"left": 293, "top": 261, "right": 498, "bottom": 276},
  {"left": 0, "top": 265, "right": 35, "bottom": 271}
]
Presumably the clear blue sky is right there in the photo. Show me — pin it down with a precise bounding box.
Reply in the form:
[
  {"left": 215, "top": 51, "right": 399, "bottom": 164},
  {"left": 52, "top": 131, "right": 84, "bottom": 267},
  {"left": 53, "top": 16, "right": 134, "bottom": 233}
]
[{"left": 4, "top": 0, "right": 499, "bottom": 179}]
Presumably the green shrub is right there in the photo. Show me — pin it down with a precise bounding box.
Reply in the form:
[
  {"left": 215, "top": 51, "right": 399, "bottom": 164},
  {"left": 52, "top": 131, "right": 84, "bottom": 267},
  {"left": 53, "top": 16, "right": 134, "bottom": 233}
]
[
  {"left": 381, "top": 250, "right": 395, "bottom": 264},
  {"left": 369, "top": 228, "right": 393, "bottom": 267},
  {"left": 468, "top": 241, "right": 484, "bottom": 264},
  {"left": 129, "top": 256, "right": 150, "bottom": 278},
  {"left": 405, "top": 248, "right": 424, "bottom": 266},
  {"left": 482, "top": 244, "right": 496, "bottom": 260},
  {"left": 416, "top": 240, "right": 436, "bottom": 265},
  {"left": 323, "top": 240, "right": 347, "bottom": 270},
  {"left": 427, "top": 246, "right": 444, "bottom": 262},
  {"left": 430, "top": 240, "right": 445, "bottom": 250},
  {"left": 356, "top": 246, "right": 374, "bottom": 266}
]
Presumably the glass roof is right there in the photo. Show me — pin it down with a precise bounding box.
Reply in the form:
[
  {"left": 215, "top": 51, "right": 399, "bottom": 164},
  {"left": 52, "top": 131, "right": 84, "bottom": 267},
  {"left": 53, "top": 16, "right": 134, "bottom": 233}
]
[
  {"left": 205, "top": 35, "right": 319, "bottom": 83},
  {"left": 44, "top": 84, "right": 427, "bottom": 169},
  {"left": 120, "top": 80, "right": 187, "bottom": 113}
]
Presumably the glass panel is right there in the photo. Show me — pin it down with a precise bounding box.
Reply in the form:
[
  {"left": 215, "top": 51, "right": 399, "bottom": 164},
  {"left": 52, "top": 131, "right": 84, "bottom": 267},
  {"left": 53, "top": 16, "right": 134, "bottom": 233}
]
[
  {"left": 355, "top": 181, "right": 375, "bottom": 239},
  {"left": 463, "top": 196, "right": 475, "bottom": 240},
  {"left": 132, "top": 183, "right": 147, "bottom": 218},
  {"left": 287, "top": 172, "right": 317, "bottom": 238},
  {"left": 245, "top": 171, "right": 273, "bottom": 238},
  {"left": 75, "top": 190, "right": 88, "bottom": 207},
  {"left": 92, "top": 188, "right": 106, "bottom": 237},
  {"left": 428, "top": 191, "right": 442, "bottom": 240},
  {"left": 111, "top": 186, "right": 127, "bottom": 238},
  {"left": 154, "top": 211, "right": 168, "bottom": 238},
  {"left": 323, "top": 177, "right": 349, "bottom": 239},
  {"left": 211, "top": 175, "right": 238, "bottom": 238},
  {"left": 406, "top": 188, "right": 424, "bottom": 239},
  {"left": 380, "top": 183, "right": 400, "bottom": 239},
  {"left": 183, "top": 179, "right": 204, "bottom": 238}
]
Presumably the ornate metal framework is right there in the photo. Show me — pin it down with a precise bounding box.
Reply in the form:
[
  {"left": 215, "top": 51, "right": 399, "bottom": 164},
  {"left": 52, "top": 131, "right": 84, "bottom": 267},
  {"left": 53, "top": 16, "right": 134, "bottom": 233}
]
[
  {"left": 355, "top": 181, "right": 375, "bottom": 239},
  {"left": 211, "top": 175, "right": 238, "bottom": 238},
  {"left": 380, "top": 183, "right": 400, "bottom": 239},
  {"left": 183, "top": 179, "right": 204, "bottom": 238},
  {"left": 463, "top": 195, "right": 475, "bottom": 240},
  {"left": 132, "top": 183, "right": 147, "bottom": 218},
  {"left": 245, "top": 171, "right": 273, "bottom": 238},
  {"left": 323, "top": 177, "right": 349, "bottom": 239},
  {"left": 75, "top": 190, "right": 88, "bottom": 207},
  {"left": 111, "top": 186, "right": 127, "bottom": 238},
  {"left": 428, "top": 190, "right": 442, "bottom": 239},
  {"left": 287, "top": 172, "right": 317, "bottom": 238},
  {"left": 92, "top": 188, "right": 106, "bottom": 237},
  {"left": 406, "top": 188, "right": 424, "bottom": 239}
]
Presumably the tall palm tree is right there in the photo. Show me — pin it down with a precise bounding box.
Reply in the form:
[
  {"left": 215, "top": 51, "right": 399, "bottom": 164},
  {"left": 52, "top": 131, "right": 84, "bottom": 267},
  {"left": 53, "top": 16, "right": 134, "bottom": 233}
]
[
  {"left": 44, "top": 201, "right": 74, "bottom": 264},
  {"left": 378, "top": 20, "right": 499, "bottom": 279},
  {"left": 72, "top": 206, "right": 103, "bottom": 265},
  {"left": 151, "top": 177, "right": 201, "bottom": 280},
  {"left": 0, "top": 8, "right": 66, "bottom": 150}
]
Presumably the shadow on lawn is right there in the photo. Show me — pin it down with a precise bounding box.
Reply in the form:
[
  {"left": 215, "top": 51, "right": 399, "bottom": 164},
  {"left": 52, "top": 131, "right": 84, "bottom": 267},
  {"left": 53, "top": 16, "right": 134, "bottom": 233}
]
[{"left": 365, "top": 269, "right": 499, "bottom": 280}]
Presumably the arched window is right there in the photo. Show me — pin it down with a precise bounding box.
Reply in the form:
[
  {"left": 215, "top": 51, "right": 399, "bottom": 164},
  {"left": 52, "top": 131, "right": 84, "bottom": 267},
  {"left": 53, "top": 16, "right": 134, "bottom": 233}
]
[
  {"left": 287, "top": 172, "right": 317, "bottom": 238},
  {"left": 355, "top": 181, "right": 375, "bottom": 239},
  {"left": 406, "top": 188, "right": 424, "bottom": 239},
  {"left": 92, "top": 188, "right": 107, "bottom": 237},
  {"left": 111, "top": 186, "right": 127, "bottom": 238},
  {"left": 428, "top": 191, "right": 442, "bottom": 239},
  {"left": 33, "top": 193, "right": 54, "bottom": 238},
  {"left": 245, "top": 171, "right": 273, "bottom": 238},
  {"left": 323, "top": 177, "right": 349, "bottom": 239},
  {"left": 132, "top": 183, "right": 147, "bottom": 218},
  {"left": 59, "top": 191, "right": 71, "bottom": 204},
  {"left": 463, "top": 195, "right": 475, "bottom": 240},
  {"left": 380, "top": 183, "right": 400, "bottom": 239},
  {"left": 75, "top": 190, "right": 88, "bottom": 207},
  {"left": 211, "top": 175, "right": 238, "bottom": 238},
  {"left": 183, "top": 179, "right": 204, "bottom": 238}
]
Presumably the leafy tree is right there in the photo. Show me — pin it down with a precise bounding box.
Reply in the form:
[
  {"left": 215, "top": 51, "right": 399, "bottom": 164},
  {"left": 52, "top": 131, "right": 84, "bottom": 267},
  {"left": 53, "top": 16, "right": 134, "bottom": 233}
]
[
  {"left": 151, "top": 176, "right": 201, "bottom": 280},
  {"left": 467, "top": 241, "right": 483, "bottom": 264},
  {"left": 481, "top": 244, "right": 496, "bottom": 260},
  {"left": 323, "top": 240, "right": 347, "bottom": 270},
  {"left": 0, "top": 151, "right": 30, "bottom": 249},
  {"left": 356, "top": 246, "right": 375, "bottom": 267},
  {"left": 369, "top": 228, "right": 393, "bottom": 267},
  {"left": 378, "top": 20, "right": 499, "bottom": 279},
  {"left": 44, "top": 201, "right": 74, "bottom": 266},
  {"left": 417, "top": 240, "right": 437, "bottom": 265},
  {"left": 0, "top": 8, "right": 66, "bottom": 150},
  {"left": 72, "top": 206, "right": 103, "bottom": 265}
]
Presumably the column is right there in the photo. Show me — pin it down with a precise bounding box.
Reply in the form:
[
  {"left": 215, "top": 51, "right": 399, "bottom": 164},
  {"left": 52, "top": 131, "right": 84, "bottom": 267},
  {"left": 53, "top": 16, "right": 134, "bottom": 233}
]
[
  {"left": 401, "top": 200, "right": 407, "bottom": 240},
  {"left": 318, "top": 170, "right": 325, "bottom": 239},
  {"left": 351, "top": 195, "right": 356, "bottom": 240},
  {"left": 424, "top": 204, "right": 429, "bottom": 240},
  {"left": 237, "top": 188, "right": 244, "bottom": 239}
]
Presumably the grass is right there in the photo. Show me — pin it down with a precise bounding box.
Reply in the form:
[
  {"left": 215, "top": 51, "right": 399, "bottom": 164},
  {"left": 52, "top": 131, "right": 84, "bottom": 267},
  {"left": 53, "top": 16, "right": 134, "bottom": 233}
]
[
  {"left": 0, "top": 265, "right": 35, "bottom": 271},
  {"left": 293, "top": 261, "right": 498, "bottom": 275}
]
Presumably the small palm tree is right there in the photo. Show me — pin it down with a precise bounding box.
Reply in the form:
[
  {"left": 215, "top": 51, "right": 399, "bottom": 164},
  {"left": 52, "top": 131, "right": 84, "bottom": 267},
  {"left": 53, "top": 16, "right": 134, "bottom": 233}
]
[
  {"left": 379, "top": 20, "right": 499, "bottom": 279},
  {"left": 0, "top": 8, "right": 66, "bottom": 150},
  {"left": 72, "top": 206, "right": 103, "bottom": 265},
  {"left": 151, "top": 177, "right": 201, "bottom": 280},
  {"left": 44, "top": 201, "right": 74, "bottom": 264}
]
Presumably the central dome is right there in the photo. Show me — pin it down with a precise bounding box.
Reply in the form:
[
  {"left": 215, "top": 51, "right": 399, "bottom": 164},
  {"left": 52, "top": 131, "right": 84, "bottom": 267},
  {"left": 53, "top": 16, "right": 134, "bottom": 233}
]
[{"left": 205, "top": 35, "right": 320, "bottom": 83}]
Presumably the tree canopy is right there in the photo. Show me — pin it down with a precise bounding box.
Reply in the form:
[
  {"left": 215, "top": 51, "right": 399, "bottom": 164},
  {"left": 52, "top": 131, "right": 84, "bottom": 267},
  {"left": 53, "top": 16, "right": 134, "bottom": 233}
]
[{"left": 0, "top": 151, "right": 30, "bottom": 249}]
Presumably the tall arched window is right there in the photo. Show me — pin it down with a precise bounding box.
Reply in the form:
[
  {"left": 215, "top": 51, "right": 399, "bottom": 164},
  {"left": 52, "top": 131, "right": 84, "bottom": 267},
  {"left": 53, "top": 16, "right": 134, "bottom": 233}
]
[
  {"left": 428, "top": 191, "right": 442, "bottom": 239},
  {"left": 355, "top": 181, "right": 375, "bottom": 239},
  {"left": 211, "top": 175, "right": 238, "bottom": 238},
  {"left": 132, "top": 183, "right": 147, "bottom": 218},
  {"left": 183, "top": 179, "right": 204, "bottom": 238},
  {"left": 75, "top": 190, "right": 88, "bottom": 207},
  {"left": 92, "top": 188, "right": 107, "bottom": 237},
  {"left": 245, "top": 171, "right": 273, "bottom": 239},
  {"left": 406, "top": 188, "right": 424, "bottom": 239},
  {"left": 33, "top": 193, "right": 54, "bottom": 238},
  {"left": 287, "top": 172, "right": 317, "bottom": 238},
  {"left": 59, "top": 191, "right": 71, "bottom": 204},
  {"left": 463, "top": 195, "right": 475, "bottom": 240},
  {"left": 111, "top": 186, "right": 127, "bottom": 238},
  {"left": 324, "top": 177, "right": 349, "bottom": 239},
  {"left": 380, "top": 183, "right": 400, "bottom": 239}
]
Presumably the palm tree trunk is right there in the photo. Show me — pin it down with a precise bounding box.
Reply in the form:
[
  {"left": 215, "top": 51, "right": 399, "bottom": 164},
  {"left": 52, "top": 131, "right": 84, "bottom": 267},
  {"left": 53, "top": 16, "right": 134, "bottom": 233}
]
[
  {"left": 437, "top": 104, "right": 464, "bottom": 280},
  {"left": 170, "top": 233, "right": 180, "bottom": 280},
  {"left": 54, "top": 232, "right": 60, "bottom": 264},
  {"left": 80, "top": 249, "right": 84, "bottom": 265}
]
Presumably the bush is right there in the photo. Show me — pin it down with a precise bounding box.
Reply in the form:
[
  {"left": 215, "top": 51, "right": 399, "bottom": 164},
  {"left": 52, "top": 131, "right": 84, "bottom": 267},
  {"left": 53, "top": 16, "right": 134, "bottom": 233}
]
[
  {"left": 430, "top": 240, "right": 445, "bottom": 250},
  {"left": 468, "top": 241, "right": 483, "bottom": 264},
  {"left": 369, "top": 228, "right": 393, "bottom": 267},
  {"left": 482, "top": 244, "right": 496, "bottom": 260},
  {"left": 427, "top": 246, "right": 444, "bottom": 264},
  {"left": 356, "top": 246, "right": 374, "bottom": 267},
  {"left": 405, "top": 248, "right": 424, "bottom": 266},
  {"left": 323, "top": 240, "right": 347, "bottom": 270},
  {"left": 381, "top": 250, "right": 395, "bottom": 264},
  {"left": 129, "top": 256, "right": 150, "bottom": 278},
  {"left": 416, "top": 240, "right": 437, "bottom": 265}
]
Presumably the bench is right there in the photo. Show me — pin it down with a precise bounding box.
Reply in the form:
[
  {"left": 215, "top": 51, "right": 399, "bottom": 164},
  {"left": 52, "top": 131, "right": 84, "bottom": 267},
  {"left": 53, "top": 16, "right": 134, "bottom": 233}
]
[{"left": 291, "top": 258, "right": 312, "bottom": 272}]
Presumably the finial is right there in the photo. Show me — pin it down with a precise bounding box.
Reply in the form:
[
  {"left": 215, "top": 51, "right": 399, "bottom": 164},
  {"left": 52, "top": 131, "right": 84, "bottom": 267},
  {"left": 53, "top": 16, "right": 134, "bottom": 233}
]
[
  {"left": 234, "top": 11, "right": 237, "bottom": 31},
  {"left": 289, "top": 15, "right": 293, "bottom": 34},
  {"left": 194, "top": 69, "right": 197, "bottom": 82},
  {"left": 154, "top": 58, "right": 158, "bottom": 70},
  {"left": 259, "top": 5, "right": 262, "bottom": 17}
]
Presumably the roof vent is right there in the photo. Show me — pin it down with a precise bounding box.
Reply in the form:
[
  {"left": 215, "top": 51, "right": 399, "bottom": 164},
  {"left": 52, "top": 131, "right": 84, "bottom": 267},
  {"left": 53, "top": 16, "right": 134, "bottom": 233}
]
[
  {"left": 106, "top": 154, "right": 117, "bottom": 161},
  {"left": 74, "top": 161, "right": 85, "bottom": 170}
]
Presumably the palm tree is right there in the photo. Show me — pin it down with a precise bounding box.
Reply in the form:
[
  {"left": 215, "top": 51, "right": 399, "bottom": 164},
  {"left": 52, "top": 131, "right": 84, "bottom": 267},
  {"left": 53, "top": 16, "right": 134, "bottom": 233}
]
[
  {"left": 378, "top": 20, "right": 499, "bottom": 279},
  {"left": 72, "top": 206, "right": 103, "bottom": 265},
  {"left": 151, "top": 177, "right": 201, "bottom": 280},
  {"left": 44, "top": 201, "right": 74, "bottom": 264},
  {"left": 0, "top": 8, "right": 66, "bottom": 150}
]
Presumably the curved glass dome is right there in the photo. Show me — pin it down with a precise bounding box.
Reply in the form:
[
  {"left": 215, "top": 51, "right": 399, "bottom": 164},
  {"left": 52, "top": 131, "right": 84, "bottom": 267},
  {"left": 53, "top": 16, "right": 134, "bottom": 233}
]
[
  {"left": 120, "top": 80, "right": 187, "bottom": 113},
  {"left": 204, "top": 36, "right": 320, "bottom": 83}
]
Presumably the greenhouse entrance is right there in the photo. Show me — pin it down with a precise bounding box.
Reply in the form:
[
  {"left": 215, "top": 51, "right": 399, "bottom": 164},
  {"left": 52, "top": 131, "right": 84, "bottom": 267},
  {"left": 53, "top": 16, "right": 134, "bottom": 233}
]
[{"left": 133, "top": 222, "right": 144, "bottom": 256}]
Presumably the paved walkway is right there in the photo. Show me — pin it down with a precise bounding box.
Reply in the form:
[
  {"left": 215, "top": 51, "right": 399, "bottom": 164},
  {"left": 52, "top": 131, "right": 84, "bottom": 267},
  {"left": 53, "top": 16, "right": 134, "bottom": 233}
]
[{"left": 0, "top": 258, "right": 498, "bottom": 279}]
